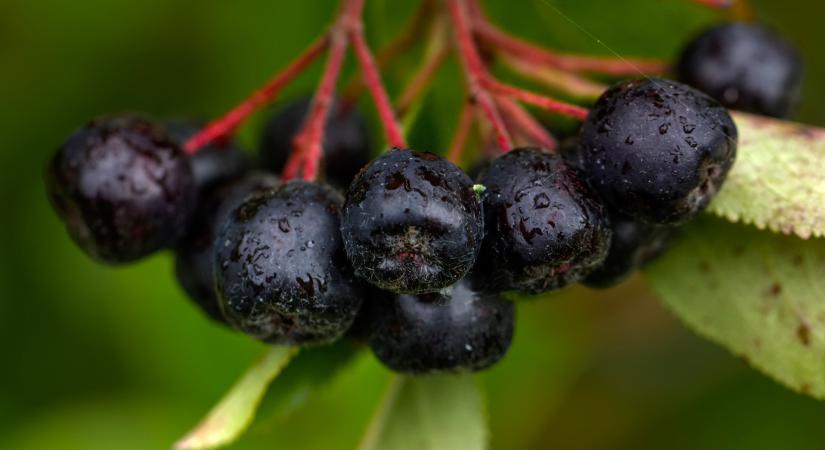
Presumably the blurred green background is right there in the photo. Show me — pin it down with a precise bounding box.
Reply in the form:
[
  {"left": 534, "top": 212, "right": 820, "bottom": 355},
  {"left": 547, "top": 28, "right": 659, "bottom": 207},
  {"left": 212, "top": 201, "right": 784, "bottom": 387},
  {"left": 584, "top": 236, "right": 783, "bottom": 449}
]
[{"left": 2, "top": 0, "right": 825, "bottom": 449}]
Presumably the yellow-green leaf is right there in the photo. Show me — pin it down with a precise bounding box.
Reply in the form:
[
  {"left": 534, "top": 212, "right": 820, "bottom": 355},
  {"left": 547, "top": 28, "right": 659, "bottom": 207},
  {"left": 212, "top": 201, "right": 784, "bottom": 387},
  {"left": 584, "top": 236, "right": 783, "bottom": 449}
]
[
  {"left": 708, "top": 113, "right": 825, "bottom": 239},
  {"left": 358, "top": 374, "right": 488, "bottom": 450},
  {"left": 645, "top": 217, "right": 825, "bottom": 399},
  {"left": 175, "top": 346, "right": 298, "bottom": 450}
]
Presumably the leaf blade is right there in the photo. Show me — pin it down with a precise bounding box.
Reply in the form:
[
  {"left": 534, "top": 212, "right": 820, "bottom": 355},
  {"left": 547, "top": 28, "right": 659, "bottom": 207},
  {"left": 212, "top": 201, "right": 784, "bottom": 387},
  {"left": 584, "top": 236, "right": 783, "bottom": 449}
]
[
  {"left": 645, "top": 217, "right": 825, "bottom": 399},
  {"left": 708, "top": 112, "right": 825, "bottom": 239},
  {"left": 358, "top": 374, "right": 488, "bottom": 450},
  {"left": 175, "top": 346, "right": 299, "bottom": 450}
]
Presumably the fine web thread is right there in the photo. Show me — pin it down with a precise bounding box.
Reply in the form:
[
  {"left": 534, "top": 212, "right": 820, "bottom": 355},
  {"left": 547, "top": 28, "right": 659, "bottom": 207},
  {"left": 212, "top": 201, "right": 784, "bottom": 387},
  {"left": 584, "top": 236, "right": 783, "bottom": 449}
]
[{"left": 535, "top": 0, "right": 739, "bottom": 144}]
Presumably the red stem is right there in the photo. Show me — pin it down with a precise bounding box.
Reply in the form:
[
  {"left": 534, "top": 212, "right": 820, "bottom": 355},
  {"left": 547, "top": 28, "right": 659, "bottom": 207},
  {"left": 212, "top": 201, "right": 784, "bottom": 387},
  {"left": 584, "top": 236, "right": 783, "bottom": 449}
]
[
  {"left": 183, "top": 36, "right": 329, "bottom": 154},
  {"left": 485, "top": 79, "right": 589, "bottom": 121},
  {"left": 349, "top": 22, "right": 408, "bottom": 149},
  {"left": 495, "top": 96, "right": 557, "bottom": 151},
  {"left": 471, "top": 10, "right": 668, "bottom": 76},
  {"left": 448, "top": 0, "right": 512, "bottom": 152},
  {"left": 447, "top": 100, "right": 476, "bottom": 164},
  {"left": 340, "top": 0, "right": 436, "bottom": 104},
  {"left": 396, "top": 43, "right": 449, "bottom": 117},
  {"left": 283, "top": 0, "right": 368, "bottom": 181},
  {"left": 283, "top": 28, "right": 349, "bottom": 181}
]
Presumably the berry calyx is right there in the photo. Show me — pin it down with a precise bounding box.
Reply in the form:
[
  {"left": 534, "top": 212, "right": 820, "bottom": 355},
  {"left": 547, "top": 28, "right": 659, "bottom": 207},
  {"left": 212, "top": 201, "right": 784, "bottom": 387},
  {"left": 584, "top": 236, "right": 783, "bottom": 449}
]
[
  {"left": 260, "top": 97, "right": 372, "bottom": 187},
  {"left": 46, "top": 115, "right": 196, "bottom": 263},
  {"left": 579, "top": 78, "right": 737, "bottom": 225},
  {"left": 174, "top": 172, "right": 280, "bottom": 323},
  {"left": 474, "top": 148, "right": 612, "bottom": 294},
  {"left": 214, "top": 180, "right": 364, "bottom": 345},
  {"left": 677, "top": 22, "right": 803, "bottom": 118},
  {"left": 341, "top": 149, "right": 483, "bottom": 294},
  {"left": 369, "top": 278, "right": 515, "bottom": 374}
]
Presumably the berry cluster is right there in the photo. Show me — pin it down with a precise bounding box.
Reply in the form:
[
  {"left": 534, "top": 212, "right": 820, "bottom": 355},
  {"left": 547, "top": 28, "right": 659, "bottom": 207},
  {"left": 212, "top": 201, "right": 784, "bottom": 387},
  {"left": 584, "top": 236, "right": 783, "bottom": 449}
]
[{"left": 46, "top": 0, "right": 802, "bottom": 375}]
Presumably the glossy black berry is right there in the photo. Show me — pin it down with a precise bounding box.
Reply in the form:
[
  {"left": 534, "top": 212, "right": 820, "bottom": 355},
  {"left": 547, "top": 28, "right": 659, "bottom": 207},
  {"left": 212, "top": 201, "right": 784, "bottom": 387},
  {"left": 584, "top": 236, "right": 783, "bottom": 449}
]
[
  {"left": 166, "top": 119, "right": 251, "bottom": 190},
  {"left": 579, "top": 78, "right": 737, "bottom": 225},
  {"left": 174, "top": 172, "right": 280, "bottom": 323},
  {"left": 259, "top": 97, "right": 372, "bottom": 187},
  {"left": 475, "top": 148, "right": 611, "bottom": 294},
  {"left": 344, "top": 285, "right": 395, "bottom": 344},
  {"left": 677, "top": 22, "right": 803, "bottom": 118},
  {"left": 46, "top": 115, "right": 196, "bottom": 263},
  {"left": 369, "top": 278, "right": 514, "bottom": 374},
  {"left": 341, "top": 149, "right": 484, "bottom": 294},
  {"left": 582, "top": 212, "right": 673, "bottom": 289},
  {"left": 214, "top": 180, "right": 364, "bottom": 345}
]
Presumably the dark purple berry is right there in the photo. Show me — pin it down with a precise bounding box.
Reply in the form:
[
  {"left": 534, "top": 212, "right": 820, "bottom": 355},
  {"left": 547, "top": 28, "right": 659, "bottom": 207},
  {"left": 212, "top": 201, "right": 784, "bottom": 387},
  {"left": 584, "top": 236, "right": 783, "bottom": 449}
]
[
  {"left": 369, "top": 278, "right": 514, "bottom": 374},
  {"left": 677, "top": 22, "right": 803, "bottom": 118},
  {"left": 174, "top": 172, "right": 280, "bottom": 323},
  {"left": 344, "top": 285, "right": 395, "bottom": 344},
  {"left": 475, "top": 148, "right": 611, "bottom": 294},
  {"left": 579, "top": 78, "right": 737, "bottom": 225},
  {"left": 582, "top": 212, "right": 673, "bottom": 289},
  {"left": 341, "top": 149, "right": 484, "bottom": 294},
  {"left": 214, "top": 180, "right": 364, "bottom": 345},
  {"left": 46, "top": 115, "right": 196, "bottom": 263},
  {"left": 166, "top": 119, "right": 251, "bottom": 190},
  {"left": 259, "top": 97, "right": 372, "bottom": 187}
]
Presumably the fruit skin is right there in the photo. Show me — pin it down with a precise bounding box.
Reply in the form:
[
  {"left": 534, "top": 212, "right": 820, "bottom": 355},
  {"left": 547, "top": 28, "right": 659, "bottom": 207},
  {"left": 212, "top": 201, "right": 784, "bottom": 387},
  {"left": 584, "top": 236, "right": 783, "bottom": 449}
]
[
  {"left": 259, "top": 97, "right": 372, "bottom": 187},
  {"left": 214, "top": 180, "right": 364, "bottom": 345},
  {"left": 46, "top": 115, "right": 196, "bottom": 263},
  {"left": 677, "top": 22, "right": 803, "bottom": 119},
  {"left": 582, "top": 212, "right": 673, "bottom": 289},
  {"left": 174, "top": 172, "right": 280, "bottom": 323},
  {"left": 369, "top": 278, "right": 515, "bottom": 374},
  {"left": 475, "top": 148, "right": 612, "bottom": 294},
  {"left": 579, "top": 78, "right": 737, "bottom": 225},
  {"left": 166, "top": 119, "right": 251, "bottom": 190},
  {"left": 341, "top": 149, "right": 484, "bottom": 294}
]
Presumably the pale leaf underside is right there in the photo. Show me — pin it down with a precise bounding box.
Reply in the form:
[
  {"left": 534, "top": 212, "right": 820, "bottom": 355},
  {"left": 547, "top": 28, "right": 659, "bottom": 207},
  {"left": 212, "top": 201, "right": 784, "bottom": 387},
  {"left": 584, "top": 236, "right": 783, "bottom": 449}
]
[
  {"left": 645, "top": 217, "right": 825, "bottom": 399},
  {"left": 708, "top": 112, "right": 825, "bottom": 239}
]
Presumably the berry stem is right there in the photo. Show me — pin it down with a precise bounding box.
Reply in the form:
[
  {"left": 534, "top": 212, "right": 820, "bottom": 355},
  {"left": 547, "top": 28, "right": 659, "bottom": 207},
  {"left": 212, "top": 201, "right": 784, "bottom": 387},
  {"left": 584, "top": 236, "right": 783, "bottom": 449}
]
[
  {"left": 469, "top": 3, "right": 669, "bottom": 76},
  {"left": 497, "top": 52, "right": 607, "bottom": 101},
  {"left": 341, "top": 0, "right": 437, "bottom": 103},
  {"left": 495, "top": 96, "right": 558, "bottom": 150},
  {"left": 484, "top": 79, "right": 590, "bottom": 121},
  {"left": 447, "top": 99, "right": 476, "bottom": 164},
  {"left": 448, "top": 0, "right": 513, "bottom": 152},
  {"left": 348, "top": 16, "right": 408, "bottom": 149},
  {"left": 395, "top": 17, "right": 450, "bottom": 117},
  {"left": 283, "top": 2, "right": 361, "bottom": 181},
  {"left": 183, "top": 35, "right": 329, "bottom": 154}
]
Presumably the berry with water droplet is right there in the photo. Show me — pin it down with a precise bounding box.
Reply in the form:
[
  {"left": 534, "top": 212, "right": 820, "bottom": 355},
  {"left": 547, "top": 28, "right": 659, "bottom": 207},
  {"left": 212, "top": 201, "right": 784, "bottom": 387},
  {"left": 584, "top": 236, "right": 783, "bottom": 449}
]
[
  {"left": 341, "top": 149, "right": 483, "bottom": 294},
  {"left": 369, "top": 278, "right": 514, "bottom": 374},
  {"left": 677, "top": 22, "right": 803, "bottom": 118},
  {"left": 46, "top": 115, "right": 196, "bottom": 263},
  {"left": 174, "top": 172, "right": 280, "bottom": 323},
  {"left": 579, "top": 78, "right": 737, "bottom": 225},
  {"left": 214, "top": 180, "right": 364, "bottom": 345},
  {"left": 259, "top": 97, "right": 372, "bottom": 187},
  {"left": 583, "top": 212, "right": 674, "bottom": 289},
  {"left": 474, "top": 148, "right": 611, "bottom": 294}
]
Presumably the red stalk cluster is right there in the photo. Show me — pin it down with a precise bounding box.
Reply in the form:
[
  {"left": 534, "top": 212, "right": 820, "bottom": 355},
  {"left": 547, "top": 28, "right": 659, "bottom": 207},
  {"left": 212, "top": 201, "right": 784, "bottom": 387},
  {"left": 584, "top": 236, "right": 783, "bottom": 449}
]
[{"left": 184, "top": 0, "right": 676, "bottom": 179}]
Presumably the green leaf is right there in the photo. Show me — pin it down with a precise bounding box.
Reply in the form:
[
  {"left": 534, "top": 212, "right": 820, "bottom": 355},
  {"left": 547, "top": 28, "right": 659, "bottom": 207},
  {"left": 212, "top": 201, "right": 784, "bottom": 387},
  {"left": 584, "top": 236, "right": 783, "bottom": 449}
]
[
  {"left": 645, "top": 217, "right": 825, "bottom": 399},
  {"left": 174, "top": 346, "right": 299, "bottom": 450},
  {"left": 358, "top": 374, "right": 488, "bottom": 450},
  {"left": 708, "top": 113, "right": 825, "bottom": 239}
]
